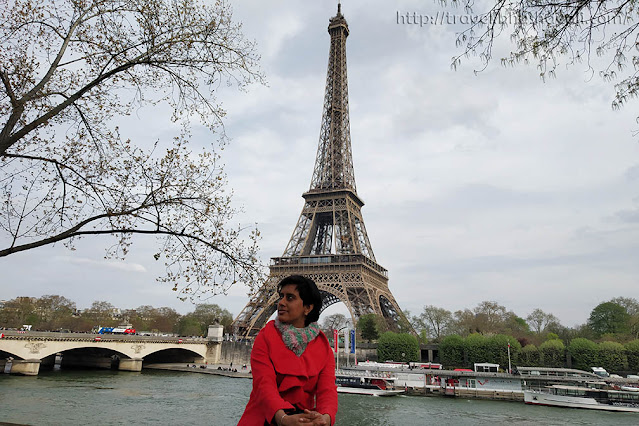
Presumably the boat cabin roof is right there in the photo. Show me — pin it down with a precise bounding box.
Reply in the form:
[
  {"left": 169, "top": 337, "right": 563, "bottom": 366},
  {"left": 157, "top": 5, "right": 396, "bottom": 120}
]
[{"left": 518, "top": 367, "right": 599, "bottom": 379}]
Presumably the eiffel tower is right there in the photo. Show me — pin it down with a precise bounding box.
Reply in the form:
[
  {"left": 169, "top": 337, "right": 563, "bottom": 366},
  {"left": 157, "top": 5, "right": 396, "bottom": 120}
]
[{"left": 233, "top": 4, "right": 408, "bottom": 339}]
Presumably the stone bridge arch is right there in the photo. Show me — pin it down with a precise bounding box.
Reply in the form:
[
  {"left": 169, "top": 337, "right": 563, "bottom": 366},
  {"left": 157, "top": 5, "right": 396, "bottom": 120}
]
[{"left": 1, "top": 333, "right": 217, "bottom": 375}]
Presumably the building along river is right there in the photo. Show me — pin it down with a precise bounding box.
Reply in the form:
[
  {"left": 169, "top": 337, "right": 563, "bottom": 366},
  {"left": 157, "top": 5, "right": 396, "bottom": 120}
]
[{"left": 1, "top": 370, "right": 638, "bottom": 425}]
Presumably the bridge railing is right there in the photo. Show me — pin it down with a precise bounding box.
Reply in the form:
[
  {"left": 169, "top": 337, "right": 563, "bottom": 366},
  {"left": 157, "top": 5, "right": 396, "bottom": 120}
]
[{"left": 0, "top": 330, "right": 208, "bottom": 343}]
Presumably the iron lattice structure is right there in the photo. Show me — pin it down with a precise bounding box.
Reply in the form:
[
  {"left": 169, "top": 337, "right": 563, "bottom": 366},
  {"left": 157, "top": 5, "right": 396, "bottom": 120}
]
[{"left": 233, "top": 6, "right": 408, "bottom": 339}]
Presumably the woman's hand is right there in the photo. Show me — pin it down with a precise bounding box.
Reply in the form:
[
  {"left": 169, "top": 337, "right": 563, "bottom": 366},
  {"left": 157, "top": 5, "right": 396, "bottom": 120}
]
[
  {"left": 302, "top": 409, "right": 331, "bottom": 425},
  {"left": 278, "top": 410, "right": 331, "bottom": 426}
]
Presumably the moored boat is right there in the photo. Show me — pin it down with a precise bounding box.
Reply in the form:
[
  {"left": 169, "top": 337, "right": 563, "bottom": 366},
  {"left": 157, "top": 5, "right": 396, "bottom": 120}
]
[
  {"left": 336, "top": 374, "right": 404, "bottom": 397},
  {"left": 524, "top": 384, "right": 639, "bottom": 412}
]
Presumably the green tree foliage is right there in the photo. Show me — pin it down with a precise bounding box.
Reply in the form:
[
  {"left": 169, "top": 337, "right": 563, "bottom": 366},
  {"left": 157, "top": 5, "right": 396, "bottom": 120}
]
[
  {"left": 557, "top": 323, "right": 596, "bottom": 343},
  {"left": 487, "top": 335, "right": 521, "bottom": 368},
  {"left": 588, "top": 302, "right": 631, "bottom": 336},
  {"left": 625, "top": 340, "right": 639, "bottom": 372},
  {"left": 0, "top": 295, "right": 234, "bottom": 334},
  {"left": 0, "top": 297, "right": 38, "bottom": 327},
  {"left": 598, "top": 341, "right": 627, "bottom": 373},
  {"left": 568, "top": 338, "right": 599, "bottom": 371},
  {"left": 518, "top": 344, "right": 540, "bottom": 367},
  {"left": 611, "top": 297, "right": 639, "bottom": 339},
  {"left": 447, "top": 0, "right": 639, "bottom": 126},
  {"left": 439, "top": 334, "right": 465, "bottom": 367},
  {"left": 358, "top": 314, "right": 380, "bottom": 343},
  {"left": 0, "top": 0, "right": 263, "bottom": 298},
  {"left": 464, "top": 333, "right": 488, "bottom": 366},
  {"left": 545, "top": 333, "right": 560, "bottom": 341},
  {"left": 377, "top": 332, "right": 420, "bottom": 363},
  {"left": 178, "top": 316, "right": 203, "bottom": 337},
  {"left": 503, "top": 314, "right": 530, "bottom": 338},
  {"left": 539, "top": 339, "right": 566, "bottom": 368},
  {"left": 150, "top": 307, "right": 180, "bottom": 334},
  {"left": 35, "top": 295, "right": 76, "bottom": 330},
  {"left": 179, "top": 303, "right": 233, "bottom": 335},
  {"left": 127, "top": 305, "right": 155, "bottom": 332},
  {"left": 83, "top": 301, "right": 117, "bottom": 326}
]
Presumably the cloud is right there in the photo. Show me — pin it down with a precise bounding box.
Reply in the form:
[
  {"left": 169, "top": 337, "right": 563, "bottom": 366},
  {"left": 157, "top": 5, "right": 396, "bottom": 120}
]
[
  {"left": 614, "top": 209, "right": 639, "bottom": 224},
  {"left": 1, "top": 0, "right": 638, "bottom": 327},
  {"left": 57, "top": 256, "right": 147, "bottom": 273}
]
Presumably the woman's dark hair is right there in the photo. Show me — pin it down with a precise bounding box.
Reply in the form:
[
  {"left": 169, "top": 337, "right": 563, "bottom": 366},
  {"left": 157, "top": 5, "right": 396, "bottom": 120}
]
[{"left": 277, "top": 275, "right": 322, "bottom": 326}]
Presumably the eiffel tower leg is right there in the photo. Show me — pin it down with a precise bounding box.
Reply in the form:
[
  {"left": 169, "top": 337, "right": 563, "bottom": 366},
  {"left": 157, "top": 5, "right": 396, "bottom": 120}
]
[{"left": 232, "top": 274, "right": 282, "bottom": 339}]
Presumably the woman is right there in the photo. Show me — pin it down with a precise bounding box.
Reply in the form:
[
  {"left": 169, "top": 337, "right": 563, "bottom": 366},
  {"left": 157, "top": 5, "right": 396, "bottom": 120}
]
[{"left": 238, "top": 275, "right": 337, "bottom": 425}]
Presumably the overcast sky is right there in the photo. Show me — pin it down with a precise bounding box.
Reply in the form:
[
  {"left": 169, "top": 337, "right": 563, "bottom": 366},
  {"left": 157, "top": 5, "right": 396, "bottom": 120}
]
[{"left": 2, "top": 0, "right": 638, "bottom": 328}]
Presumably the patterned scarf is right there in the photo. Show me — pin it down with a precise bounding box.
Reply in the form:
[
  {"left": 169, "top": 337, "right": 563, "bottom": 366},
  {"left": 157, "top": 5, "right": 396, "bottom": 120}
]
[{"left": 275, "top": 317, "right": 321, "bottom": 356}]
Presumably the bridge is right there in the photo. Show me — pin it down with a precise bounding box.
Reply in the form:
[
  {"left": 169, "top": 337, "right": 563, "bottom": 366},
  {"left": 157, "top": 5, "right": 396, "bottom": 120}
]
[{"left": 0, "top": 326, "right": 223, "bottom": 376}]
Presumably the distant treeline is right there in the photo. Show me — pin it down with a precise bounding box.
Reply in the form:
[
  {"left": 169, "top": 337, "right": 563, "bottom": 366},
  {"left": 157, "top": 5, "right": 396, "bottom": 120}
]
[
  {"left": 350, "top": 297, "right": 639, "bottom": 374},
  {"left": 405, "top": 298, "right": 639, "bottom": 345},
  {"left": 0, "top": 295, "right": 233, "bottom": 336}
]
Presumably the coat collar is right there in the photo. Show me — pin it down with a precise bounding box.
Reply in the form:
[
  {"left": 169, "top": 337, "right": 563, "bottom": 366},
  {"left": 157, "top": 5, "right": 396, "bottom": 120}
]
[{"left": 264, "top": 320, "right": 331, "bottom": 377}]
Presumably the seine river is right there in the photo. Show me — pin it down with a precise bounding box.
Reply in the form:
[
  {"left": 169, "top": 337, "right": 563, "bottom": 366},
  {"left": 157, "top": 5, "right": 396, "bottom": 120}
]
[{"left": 1, "top": 370, "right": 638, "bottom": 425}]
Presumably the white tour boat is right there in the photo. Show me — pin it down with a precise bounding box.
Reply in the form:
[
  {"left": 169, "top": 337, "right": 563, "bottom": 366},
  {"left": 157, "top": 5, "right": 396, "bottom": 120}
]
[
  {"left": 336, "top": 374, "right": 405, "bottom": 397},
  {"left": 524, "top": 384, "right": 639, "bottom": 412}
]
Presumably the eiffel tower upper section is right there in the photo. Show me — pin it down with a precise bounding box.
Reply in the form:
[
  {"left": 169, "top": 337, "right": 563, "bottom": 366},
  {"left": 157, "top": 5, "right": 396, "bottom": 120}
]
[
  {"left": 282, "top": 4, "right": 376, "bottom": 262},
  {"left": 310, "top": 5, "right": 356, "bottom": 194}
]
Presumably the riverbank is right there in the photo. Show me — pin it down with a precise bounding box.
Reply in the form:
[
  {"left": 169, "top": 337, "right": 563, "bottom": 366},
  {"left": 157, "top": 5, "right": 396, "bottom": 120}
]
[{"left": 144, "top": 362, "right": 252, "bottom": 379}]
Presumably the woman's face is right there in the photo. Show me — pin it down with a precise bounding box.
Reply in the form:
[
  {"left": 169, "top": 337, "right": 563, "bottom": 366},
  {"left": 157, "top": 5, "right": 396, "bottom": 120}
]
[{"left": 277, "top": 284, "right": 313, "bottom": 328}]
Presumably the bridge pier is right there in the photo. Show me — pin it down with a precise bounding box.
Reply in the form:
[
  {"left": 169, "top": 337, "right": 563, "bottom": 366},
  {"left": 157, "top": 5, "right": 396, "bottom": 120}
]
[
  {"left": 10, "top": 359, "right": 41, "bottom": 376},
  {"left": 118, "top": 358, "right": 143, "bottom": 372},
  {"left": 206, "top": 342, "right": 221, "bottom": 364}
]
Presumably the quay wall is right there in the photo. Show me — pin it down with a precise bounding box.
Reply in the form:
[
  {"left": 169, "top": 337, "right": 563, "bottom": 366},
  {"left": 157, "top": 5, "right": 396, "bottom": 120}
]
[
  {"left": 219, "top": 341, "right": 252, "bottom": 366},
  {"left": 405, "top": 387, "right": 523, "bottom": 401}
]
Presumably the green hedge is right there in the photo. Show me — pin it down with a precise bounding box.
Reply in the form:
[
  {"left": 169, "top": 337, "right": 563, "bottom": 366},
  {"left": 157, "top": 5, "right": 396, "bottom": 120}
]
[
  {"left": 539, "top": 339, "right": 565, "bottom": 367},
  {"left": 464, "top": 333, "right": 488, "bottom": 366},
  {"left": 519, "top": 344, "right": 540, "bottom": 366},
  {"left": 439, "top": 334, "right": 521, "bottom": 369},
  {"left": 625, "top": 340, "right": 639, "bottom": 372},
  {"left": 598, "top": 341, "right": 627, "bottom": 373},
  {"left": 487, "top": 335, "right": 521, "bottom": 368},
  {"left": 377, "top": 332, "right": 420, "bottom": 363},
  {"left": 568, "top": 338, "right": 599, "bottom": 371},
  {"left": 439, "top": 334, "right": 465, "bottom": 367}
]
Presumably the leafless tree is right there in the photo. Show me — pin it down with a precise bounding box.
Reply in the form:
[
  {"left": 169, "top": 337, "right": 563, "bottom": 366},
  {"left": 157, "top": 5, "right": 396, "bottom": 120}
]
[
  {"left": 447, "top": 0, "right": 639, "bottom": 119},
  {"left": 0, "top": 0, "right": 265, "bottom": 298},
  {"left": 416, "top": 305, "right": 453, "bottom": 341},
  {"left": 526, "top": 308, "right": 561, "bottom": 334}
]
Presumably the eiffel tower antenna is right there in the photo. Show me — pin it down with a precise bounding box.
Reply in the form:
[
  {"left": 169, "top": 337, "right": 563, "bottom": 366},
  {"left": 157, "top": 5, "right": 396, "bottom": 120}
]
[{"left": 232, "top": 6, "right": 409, "bottom": 338}]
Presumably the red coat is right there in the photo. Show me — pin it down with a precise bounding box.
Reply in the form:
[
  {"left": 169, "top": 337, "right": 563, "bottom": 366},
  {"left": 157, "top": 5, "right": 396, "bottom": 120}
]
[{"left": 238, "top": 321, "right": 338, "bottom": 425}]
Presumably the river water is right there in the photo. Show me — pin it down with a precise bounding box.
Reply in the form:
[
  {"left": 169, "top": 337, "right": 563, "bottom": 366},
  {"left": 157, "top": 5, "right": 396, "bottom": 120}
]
[{"left": 1, "top": 370, "right": 638, "bottom": 425}]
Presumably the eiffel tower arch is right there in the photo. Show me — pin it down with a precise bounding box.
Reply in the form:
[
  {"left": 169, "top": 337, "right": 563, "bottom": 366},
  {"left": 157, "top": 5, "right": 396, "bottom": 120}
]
[{"left": 233, "top": 5, "right": 408, "bottom": 339}]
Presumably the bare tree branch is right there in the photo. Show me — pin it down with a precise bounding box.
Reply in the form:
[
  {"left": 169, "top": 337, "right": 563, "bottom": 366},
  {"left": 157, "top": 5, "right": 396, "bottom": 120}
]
[{"left": 0, "top": 0, "right": 266, "bottom": 299}]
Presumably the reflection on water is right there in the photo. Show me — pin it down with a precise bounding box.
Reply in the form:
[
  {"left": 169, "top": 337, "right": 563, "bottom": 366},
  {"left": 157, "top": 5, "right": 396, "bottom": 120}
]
[{"left": 1, "top": 370, "right": 638, "bottom": 425}]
